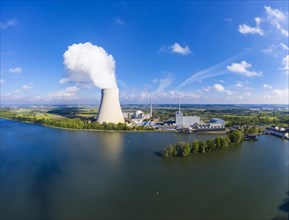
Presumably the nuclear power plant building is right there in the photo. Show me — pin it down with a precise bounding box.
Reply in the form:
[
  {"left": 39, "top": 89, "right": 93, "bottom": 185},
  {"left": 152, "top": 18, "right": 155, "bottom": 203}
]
[
  {"left": 176, "top": 111, "right": 200, "bottom": 128},
  {"left": 96, "top": 88, "right": 125, "bottom": 124}
]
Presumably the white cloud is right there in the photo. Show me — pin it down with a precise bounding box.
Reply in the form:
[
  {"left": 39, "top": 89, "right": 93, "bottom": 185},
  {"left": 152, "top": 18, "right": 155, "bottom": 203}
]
[
  {"left": 244, "top": 92, "right": 251, "bottom": 96},
  {"left": 169, "top": 43, "right": 191, "bottom": 55},
  {"left": 213, "top": 84, "right": 225, "bottom": 92},
  {"left": 263, "top": 84, "right": 273, "bottom": 89},
  {"left": 227, "top": 61, "right": 262, "bottom": 77},
  {"left": 238, "top": 6, "right": 288, "bottom": 37},
  {"left": 156, "top": 78, "right": 173, "bottom": 92},
  {"left": 273, "top": 89, "right": 283, "bottom": 96},
  {"left": 239, "top": 17, "right": 264, "bottom": 35},
  {"left": 203, "top": 86, "right": 211, "bottom": 92},
  {"left": 280, "top": 43, "right": 289, "bottom": 51},
  {"left": 9, "top": 67, "right": 22, "bottom": 74},
  {"left": 265, "top": 6, "right": 286, "bottom": 21},
  {"left": 59, "top": 78, "right": 70, "bottom": 84},
  {"left": 22, "top": 83, "right": 33, "bottom": 90},
  {"left": 49, "top": 86, "right": 79, "bottom": 100},
  {"left": 0, "top": 79, "right": 4, "bottom": 83},
  {"left": 280, "top": 55, "right": 289, "bottom": 74},
  {"left": 175, "top": 53, "right": 241, "bottom": 90},
  {"left": 264, "top": 6, "right": 288, "bottom": 37},
  {"left": 262, "top": 44, "right": 278, "bottom": 56},
  {"left": 0, "top": 18, "right": 18, "bottom": 29},
  {"left": 153, "top": 76, "right": 174, "bottom": 93},
  {"left": 260, "top": 88, "right": 289, "bottom": 104},
  {"left": 236, "top": 81, "right": 245, "bottom": 88}
]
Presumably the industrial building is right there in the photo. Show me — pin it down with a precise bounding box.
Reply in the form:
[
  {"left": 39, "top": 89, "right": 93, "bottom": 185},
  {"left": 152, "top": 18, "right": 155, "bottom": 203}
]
[
  {"left": 265, "top": 126, "right": 289, "bottom": 139},
  {"left": 194, "top": 123, "right": 226, "bottom": 132},
  {"left": 210, "top": 118, "right": 225, "bottom": 125},
  {"left": 176, "top": 111, "right": 200, "bottom": 128}
]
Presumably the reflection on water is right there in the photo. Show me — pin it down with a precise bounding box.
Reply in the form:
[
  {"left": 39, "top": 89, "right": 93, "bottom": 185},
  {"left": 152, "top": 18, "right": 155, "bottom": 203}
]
[
  {"left": 30, "top": 157, "right": 62, "bottom": 220},
  {"left": 98, "top": 132, "right": 123, "bottom": 161}
]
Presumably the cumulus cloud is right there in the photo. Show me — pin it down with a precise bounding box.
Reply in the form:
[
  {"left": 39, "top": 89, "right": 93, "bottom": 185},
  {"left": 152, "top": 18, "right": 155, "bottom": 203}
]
[
  {"left": 9, "top": 67, "right": 22, "bottom": 74},
  {"left": 239, "top": 17, "right": 264, "bottom": 35},
  {"left": 0, "top": 79, "right": 4, "bottom": 83},
  {"left": 263, "top": 84, "right": 273, "bottom": 89},
  {"left": 49, "top": 86, "right": 79, "bottom": 100},
  {"left": 0, "top": 18, "right": 18, "bottom": 29},
  {"left": 238, "top": 6, "right": 288, "bottom": 37},
  {"left": 280, "top": 55, "right": 289, "bottom": 74},
  {"left": 227, "top": 61, "right": 262, "bottom": 77},
  {"left": 169, "top": 43, "right": 191, "bottom": 55},
  {"left": 213, "top": 84, "right": 225, "bottom": 92},
  {"left": 63, "top": 42, "right": 117, "bottom": 89}
]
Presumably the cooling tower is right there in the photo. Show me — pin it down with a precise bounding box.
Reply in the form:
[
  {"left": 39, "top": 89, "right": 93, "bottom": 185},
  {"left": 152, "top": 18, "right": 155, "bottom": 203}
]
[{"left": 97, "top": 88, "right": 125, "bottom": 124}]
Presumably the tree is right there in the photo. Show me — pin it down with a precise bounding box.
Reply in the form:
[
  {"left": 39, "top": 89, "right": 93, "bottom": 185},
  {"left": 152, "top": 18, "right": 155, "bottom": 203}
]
[
  {"left": 206, "top": 139, "right": 215, "bottom": 152},
  {"left": 192, "top": 141, "right": 199, "bottom": 154},
  {"left": 198, "top": 142, "right": 206, "bottom": 153}
]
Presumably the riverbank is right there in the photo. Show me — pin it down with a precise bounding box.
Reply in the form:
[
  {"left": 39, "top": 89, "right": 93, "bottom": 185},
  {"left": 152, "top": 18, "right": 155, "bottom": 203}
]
[{"left": 0, "top": 117, "right": 171, "bottom": 133}]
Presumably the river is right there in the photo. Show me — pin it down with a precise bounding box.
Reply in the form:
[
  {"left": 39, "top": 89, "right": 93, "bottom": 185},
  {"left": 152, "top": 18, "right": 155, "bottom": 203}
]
[{"left": 0, "top": 118, "right": 288, "bottom": 220}]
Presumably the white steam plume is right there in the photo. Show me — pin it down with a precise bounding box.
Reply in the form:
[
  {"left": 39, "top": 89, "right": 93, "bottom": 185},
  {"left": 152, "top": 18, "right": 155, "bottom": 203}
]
[{"left": 63, "top": 42, "right": 117, "bottom": 89}]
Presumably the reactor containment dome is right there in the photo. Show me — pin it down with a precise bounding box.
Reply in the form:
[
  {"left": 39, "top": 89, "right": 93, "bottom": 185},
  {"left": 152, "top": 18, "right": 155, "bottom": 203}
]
[{"left": 96, "top": 88, "right": 125, "bottom": 124}]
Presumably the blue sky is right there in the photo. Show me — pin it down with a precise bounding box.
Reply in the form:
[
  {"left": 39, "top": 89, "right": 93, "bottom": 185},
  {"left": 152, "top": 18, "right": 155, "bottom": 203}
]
[{"left": 1, "top": 1, "right": 288, "bottom": 104}]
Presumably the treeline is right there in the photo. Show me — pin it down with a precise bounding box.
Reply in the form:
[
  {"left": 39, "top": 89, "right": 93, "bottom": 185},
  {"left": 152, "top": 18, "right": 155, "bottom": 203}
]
[
  {"left": 160, "top": 130, "right": 244, "bottom": 158},
  {"left": 223, "top": 115, "right": 289, "bottom": 127},
  {"left": 0, "top": 111, "right": 154, "bottom": 131}
]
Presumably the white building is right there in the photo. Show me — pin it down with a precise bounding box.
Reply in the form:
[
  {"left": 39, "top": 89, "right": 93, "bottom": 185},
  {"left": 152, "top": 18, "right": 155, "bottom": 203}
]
[
  {"left": 266, "top": 126, "right": 289, "bottom": 139},
  {"left": 176, "top": 111, "right": 200, "bottom": 128}
]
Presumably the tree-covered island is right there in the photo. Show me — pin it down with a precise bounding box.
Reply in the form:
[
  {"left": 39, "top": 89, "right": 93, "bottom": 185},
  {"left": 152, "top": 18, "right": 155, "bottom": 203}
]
[{"left": 160, "top": 130, "right": 244, "bottom": 158}]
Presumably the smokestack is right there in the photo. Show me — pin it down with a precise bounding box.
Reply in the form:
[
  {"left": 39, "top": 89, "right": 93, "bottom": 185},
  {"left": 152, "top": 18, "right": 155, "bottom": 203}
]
[
  {"left": 97, "top": 88, "right": 124, "bottom": 124},
  {"left": 178, "top": 95, "right": 181, "bottom": 112},
  {"left": 150, "top": 93, "right": 152, "bottom": 118}
]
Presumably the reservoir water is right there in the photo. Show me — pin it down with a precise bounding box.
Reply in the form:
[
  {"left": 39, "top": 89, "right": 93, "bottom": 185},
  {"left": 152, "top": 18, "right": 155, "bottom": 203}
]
[{"left": 0, "top": 118, "right": 288, "bottom": 220}]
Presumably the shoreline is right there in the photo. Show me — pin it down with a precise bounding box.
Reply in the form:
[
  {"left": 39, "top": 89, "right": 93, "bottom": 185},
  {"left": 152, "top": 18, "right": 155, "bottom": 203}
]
[{"left": 0, "top": 117, "right": 172, "bottom": 133}]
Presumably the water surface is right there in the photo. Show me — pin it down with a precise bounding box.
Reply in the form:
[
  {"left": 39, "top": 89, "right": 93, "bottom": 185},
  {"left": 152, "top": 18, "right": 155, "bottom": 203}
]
[{"left": 1, "top": 118, "right": 288, "bottom": 220}]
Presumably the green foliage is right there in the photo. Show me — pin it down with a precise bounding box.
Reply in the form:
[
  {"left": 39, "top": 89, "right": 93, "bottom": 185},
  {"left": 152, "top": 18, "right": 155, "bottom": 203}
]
[
  {"left": 0, "top": 109, "right": 153, "bottom": 131},
  {"left": 161, "top": 129, "right": 245, "bottom": 158}
]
